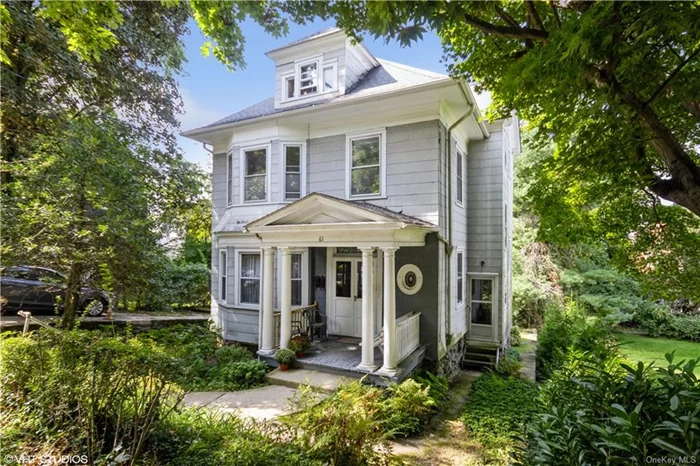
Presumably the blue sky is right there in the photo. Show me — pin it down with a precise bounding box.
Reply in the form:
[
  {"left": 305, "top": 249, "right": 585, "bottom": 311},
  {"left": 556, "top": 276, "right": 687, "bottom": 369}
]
[{"left": 177, "top": 18, "right": 488, "bottom": 169}]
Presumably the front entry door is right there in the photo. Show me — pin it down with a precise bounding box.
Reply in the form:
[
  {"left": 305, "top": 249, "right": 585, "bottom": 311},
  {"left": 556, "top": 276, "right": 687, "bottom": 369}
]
[{"left": 333, "top": 258, "right": 362, "bottom": 337}]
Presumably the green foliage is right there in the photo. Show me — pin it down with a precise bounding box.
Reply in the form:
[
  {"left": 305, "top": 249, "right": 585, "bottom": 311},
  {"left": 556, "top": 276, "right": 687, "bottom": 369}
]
[
  {"left": 147, "top": 408, "right": 322, "bottom": 466},
  {"left": 274, "top": 348, "right": 296, "bottom": 365},
  {"left": 493, "top": 349, "right": 523, "bottom": 378},
  {"left": 289, "top": 334, "right": 311, "bottom": 354},
  {"left": 380, "top": 380, "right": 435, "bottom": 438},
  {"left": 0, "top": 328, "right": 180, "bottom": 463},
  {"left": 148, "top": 260, "right": 211, "bottom": 309},
  {"left": 285, "top": 382, "right": 391, "bottom": 465},
  {"left": 515, "top": 352, "right": 700, "bottom": 465},
  {"left": 137, "top": 324, "right": 267, "bottom": 391},
  {"left": 636, "top": 305, "right": 700, "bottom": 343},
  {"left": 461, "top": 374, "right": 539, "bottom": 454},
  {"left": 414, "top": 371, "right": 450, "bottom": 407},
  {"left": 536, "top": 302, "right": 614, "bottom": 380},
  {"left": 510, "top": 324, "right": 522, "bottom": 347}
]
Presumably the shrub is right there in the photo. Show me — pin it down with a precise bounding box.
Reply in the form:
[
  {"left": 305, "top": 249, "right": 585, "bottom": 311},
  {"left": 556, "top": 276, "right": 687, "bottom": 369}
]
[
  {"left": 215, "top": 345, "right": 253, "bottom": 365},
  {"left": 0, "top": 329, "right": 179, "bottom": 464},
  {"left": 636, "top": 304, "right": 700, "bottom": 342},
  {"left": 493, "top": 349, "right": 523, "bottom": 377},
  {"left": 147, "top": 260, "right": 210, "bottom": 310},
  {"left": 461, "top": 374, "right": 538, "bottom": 454},
  {"left": 536, "top": 302, "right": 614, "bottom": 380},
  {"left": 275, "top": 348, "right": 296, "bottom": 365},
  {"left": 414, "top": 372, "right": 450, "bottom": 407},
  {"left": 285, "top": 382, "right": 390, "bottom": 465},
  {"left": 515, "top": 352, "right": 700, "bottom": 465},
  {"left": 510, "top": 324, "right": 522, "bottom": 346},
  {"left": 380, "top": 379, "right": 435, "bottom": 437},
  {"left": 148, "top": 408, "right": 322, "bottom": 466}
]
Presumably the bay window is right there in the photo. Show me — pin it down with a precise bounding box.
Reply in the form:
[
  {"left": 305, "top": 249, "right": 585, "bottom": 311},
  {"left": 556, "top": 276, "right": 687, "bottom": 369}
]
[{"left": 238, "top": 252, "right": 261, "bottom": 305}]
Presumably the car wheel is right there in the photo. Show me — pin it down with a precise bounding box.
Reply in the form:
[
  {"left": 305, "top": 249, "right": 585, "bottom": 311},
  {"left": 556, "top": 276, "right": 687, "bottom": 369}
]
[{"left": 84, "top": 298, "right": 107, "bottom": 317}]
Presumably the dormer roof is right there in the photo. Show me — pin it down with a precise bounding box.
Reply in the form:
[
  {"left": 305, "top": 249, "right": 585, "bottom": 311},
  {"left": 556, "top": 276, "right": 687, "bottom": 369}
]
[
  {"left": 265, "top": 27, "right": 343, "bottom": 57},
  {"left": 189, "top": 59, "right": 450, "bottom": 131}
]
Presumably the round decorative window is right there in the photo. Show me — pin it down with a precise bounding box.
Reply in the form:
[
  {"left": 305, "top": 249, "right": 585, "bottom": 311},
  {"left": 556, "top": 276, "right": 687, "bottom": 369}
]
[{"left": 397, "top": 264, "right": 423, "bottom": 295}]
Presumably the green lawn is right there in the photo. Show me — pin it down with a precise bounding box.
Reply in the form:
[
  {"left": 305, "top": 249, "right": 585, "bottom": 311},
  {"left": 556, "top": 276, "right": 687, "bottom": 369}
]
[{"left": 617, "top": 333, "right": 700, "bottom": 375}]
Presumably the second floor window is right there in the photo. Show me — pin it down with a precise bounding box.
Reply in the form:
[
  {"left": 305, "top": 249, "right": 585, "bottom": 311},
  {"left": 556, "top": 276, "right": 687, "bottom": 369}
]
[
  {"left": 243, "top": 147, "right": 267, "bottom": 202},
  {"left": 283, "top": 144, "right": 303, "bottom": 200},
  {"left": 456, "top": 149, "right": 464, "bottom": 205},
  {"left": 348, "top": 131, "right": 384, "bottom": 198}
]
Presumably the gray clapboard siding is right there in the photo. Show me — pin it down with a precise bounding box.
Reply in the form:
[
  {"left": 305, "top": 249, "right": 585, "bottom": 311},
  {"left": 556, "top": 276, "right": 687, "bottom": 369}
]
[{"left": 223, "top": 309, "right": 259, "bottom": 344}]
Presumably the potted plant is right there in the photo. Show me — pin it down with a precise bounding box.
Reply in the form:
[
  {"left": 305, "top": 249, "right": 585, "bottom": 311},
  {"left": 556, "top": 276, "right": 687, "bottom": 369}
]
[
  {"left": 274, "top": 348, "right": 296, "bottom": 371},
  {"left": 289, "top": 334, "right": 311, "bottom": 358}
]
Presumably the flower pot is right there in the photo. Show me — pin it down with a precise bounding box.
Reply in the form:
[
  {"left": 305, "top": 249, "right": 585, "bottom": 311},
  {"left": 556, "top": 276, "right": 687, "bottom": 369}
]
[
  {"left": 296, "top": 351, "right": 304, "bottom": 358},
  {"left": 280, "top": 363, "right": 289, "bottom": 371}
]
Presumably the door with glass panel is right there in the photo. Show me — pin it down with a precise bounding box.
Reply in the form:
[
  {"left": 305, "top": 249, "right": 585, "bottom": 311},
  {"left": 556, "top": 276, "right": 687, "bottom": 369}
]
[
  {"left": 332, "top": 258, "right": 362, "bottom": 337},
  {"left": 468, "top": 275, "right": 497, "bottom": 341}
]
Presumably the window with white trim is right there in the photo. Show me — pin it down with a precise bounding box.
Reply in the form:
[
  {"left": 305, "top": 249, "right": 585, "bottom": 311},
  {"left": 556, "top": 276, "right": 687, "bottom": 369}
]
[
  {"left": 298, "top": 59, "right": 319, "bottom": 97},
  {"left": 219, "top": 250, "right": 227, "bottom": 301},
  {"left": 323, "top": 62, "right": 337, "bottom": 92},
  {"left": 456, "top": 149, "right": 464, "bottom": 205},
  {"left": 347, "top": 132, "right": 384, "bottom": 198},
  {"left": 291, "top": 253, "right": 303, "bottom": 306},
  {"left": 227, "top": 152, "right": 233, "bottom": 205},
  {"left": 283, "top": 144, "right": 304, "bottom": 200},
  {"left": 456, "top": 251, "right": 464, "bottom": 304},
  {"left": 285, "top": 75, "right": 295, "bottom": 100},
  {"left": 242, "top": 146, "right": 267, "bottom": 202},
  {"left": 238, "top": 252, "right": 261, "bottom": 305}
]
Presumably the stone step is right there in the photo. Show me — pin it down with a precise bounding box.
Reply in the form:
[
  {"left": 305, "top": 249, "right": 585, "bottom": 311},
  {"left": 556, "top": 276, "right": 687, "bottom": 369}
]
[{"left": 265, "top": 367, "right": 353, "bottom": 394}]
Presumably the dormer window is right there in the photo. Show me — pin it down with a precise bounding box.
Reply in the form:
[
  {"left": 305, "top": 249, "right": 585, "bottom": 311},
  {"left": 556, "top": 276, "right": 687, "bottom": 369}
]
[
  {"left": 299, "top": 60, "right": 318, "bottom": 96},
  {"left": 282, "top": 56, "right": 337, "bottom": 102}
]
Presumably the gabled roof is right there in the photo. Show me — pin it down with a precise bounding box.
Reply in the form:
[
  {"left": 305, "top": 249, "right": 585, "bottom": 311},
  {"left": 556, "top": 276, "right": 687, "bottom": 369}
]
[
  {"left": 187, "top": 59, "right": 451, "bottom": 133},
  {"left": 265, "top": 27, "right": 342, "bottom": 56},
  {"left": 245, "top": 193, "right": 436, "bottom": 232}
]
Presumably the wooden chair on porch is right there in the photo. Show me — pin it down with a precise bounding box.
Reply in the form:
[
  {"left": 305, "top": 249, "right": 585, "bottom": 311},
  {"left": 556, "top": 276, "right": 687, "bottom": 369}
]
[{"left": 291, "top": 301, "right": 327, "bottom": 342}]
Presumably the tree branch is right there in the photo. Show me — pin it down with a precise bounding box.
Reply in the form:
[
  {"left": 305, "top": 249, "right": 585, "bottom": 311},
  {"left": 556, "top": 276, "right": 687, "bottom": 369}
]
[
  {"left": 493, "top": 4, "right": 520, "bottom": 29},
  {"left": 525, "top": 0, "right": 546, "bottom": 31},
  {"left": 549, "top": 2, "right": 562, "bottom": 28},
  {"left": 644, "top": 47, "right": 700, "bottom": 106},
  {"left": 462, "top": 11, "right": 549, "bottom": 41}
]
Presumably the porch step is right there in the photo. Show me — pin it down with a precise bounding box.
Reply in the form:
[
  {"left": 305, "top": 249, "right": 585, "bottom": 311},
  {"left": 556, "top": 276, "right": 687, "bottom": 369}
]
[
  {"left": 265, "top": 368, "right": 352, "bottom": 394},
  {"left": 462, "top": 346, "right": 499, "bottom": 370}
]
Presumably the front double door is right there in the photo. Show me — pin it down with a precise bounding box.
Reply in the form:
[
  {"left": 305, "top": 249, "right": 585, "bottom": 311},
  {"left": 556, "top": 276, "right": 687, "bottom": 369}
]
[{"left": 333, "top": 258, "right": 363, "bottom": 337}]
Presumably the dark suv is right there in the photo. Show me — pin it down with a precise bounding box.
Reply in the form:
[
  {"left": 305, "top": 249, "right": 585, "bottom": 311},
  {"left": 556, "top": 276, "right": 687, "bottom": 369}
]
[{"left": 0, "top": 266, "right": 110, "bottom": 316}]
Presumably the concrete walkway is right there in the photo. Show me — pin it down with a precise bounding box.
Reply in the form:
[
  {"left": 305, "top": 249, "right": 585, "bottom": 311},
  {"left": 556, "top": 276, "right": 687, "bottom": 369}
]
[
  {"left": 184, "top": 385, "right": 302, "bottom": 421},
  {"left": 520, "top": 329, "right": 537, "bottom": 381},
  {"left": 183, "top": 367, "right": 347, "bottom": 420}
]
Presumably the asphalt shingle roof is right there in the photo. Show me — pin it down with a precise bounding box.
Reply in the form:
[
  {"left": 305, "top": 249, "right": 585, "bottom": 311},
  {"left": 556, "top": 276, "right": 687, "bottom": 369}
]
[{"left": 203, "top": 59, "right": 449, "bottom": 129}]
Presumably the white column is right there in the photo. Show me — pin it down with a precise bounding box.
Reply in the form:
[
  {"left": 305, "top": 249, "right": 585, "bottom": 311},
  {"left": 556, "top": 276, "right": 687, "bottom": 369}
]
[
  {"left": 379, "top": 247, "right": 398, "bottom": 376},
  {"left": 260, "top": 247, "right": 276, "bottom": 353},
  {"left": 279, "top": 247, "right": 292, "bottom": 349},
  {"left": 357, "top": 247, "right": 376, "bottom": 372}
]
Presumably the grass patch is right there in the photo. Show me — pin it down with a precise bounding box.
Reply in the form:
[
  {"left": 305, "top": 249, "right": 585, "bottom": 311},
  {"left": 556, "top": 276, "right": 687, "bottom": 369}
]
[{"left": 617, "top": 333, "right": 700, "bottom": 375}]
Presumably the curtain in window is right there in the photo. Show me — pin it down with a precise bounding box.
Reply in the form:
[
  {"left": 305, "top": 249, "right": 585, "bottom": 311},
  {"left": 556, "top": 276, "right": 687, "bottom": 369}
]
[{"left": 240, "top": 254, "right": 260, "bottom": 304}]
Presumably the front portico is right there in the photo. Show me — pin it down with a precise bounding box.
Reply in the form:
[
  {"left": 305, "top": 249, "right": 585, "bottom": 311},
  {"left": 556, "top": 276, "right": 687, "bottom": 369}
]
[{"left": 246, "top": 193, "right": 436, "bottom": 378}]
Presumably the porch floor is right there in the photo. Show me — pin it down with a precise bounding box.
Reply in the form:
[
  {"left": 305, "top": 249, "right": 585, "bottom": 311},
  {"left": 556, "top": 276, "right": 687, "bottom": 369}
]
[{"left": 258, "top": 336, "right": 427, "bottom": 385}]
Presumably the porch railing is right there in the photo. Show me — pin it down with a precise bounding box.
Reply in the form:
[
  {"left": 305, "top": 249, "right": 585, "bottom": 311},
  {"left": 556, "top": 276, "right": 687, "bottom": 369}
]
[
  {"left": 396, "top": 311, "right": 421, "bottom": 364},
  {"left": 272, "top": 303, "right": 316, "bottom": 347}
]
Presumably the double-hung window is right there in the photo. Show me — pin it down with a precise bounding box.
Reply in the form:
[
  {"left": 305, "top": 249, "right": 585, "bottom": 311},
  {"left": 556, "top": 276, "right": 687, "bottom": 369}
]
[
  {"left": 282, "top": 143, "right": 305, "bottom": 200},
  {"left": 219, "top": 250, "right": 227, "bottom": 301},
  {"left": 456, "top": 149, "right": 464, "bottom": 205},
  {"left": 347, "top": 130, "right": 385, "bottom": 198},
  {"left": 238, "top": 252, "right": 261, "bottom": 305},
  {"left": 242, "top": 146, "right": 268, "bottom": 202},
  {"left": 227, "top": 152, "right": 233, "bottom": 205},
  {"left": 298, "top": 60, "right": 318, "bottom": 96},
  {"left": 291, "top": 253, "right": 303, "bottom": 306},
  {"left": 456, "top": 252, "right": 464, "bottom": 304}
]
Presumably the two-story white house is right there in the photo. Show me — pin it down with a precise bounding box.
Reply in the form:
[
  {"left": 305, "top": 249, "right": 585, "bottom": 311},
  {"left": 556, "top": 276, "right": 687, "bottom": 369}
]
[{"left": 182, "top": 28, "right": 519, "bottom": 381}]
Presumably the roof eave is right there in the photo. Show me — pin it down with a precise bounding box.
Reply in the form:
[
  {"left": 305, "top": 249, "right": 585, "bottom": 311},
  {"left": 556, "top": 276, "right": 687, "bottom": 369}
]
[{"left": 180, "top": 77, "right": 456, "bottom": 141}]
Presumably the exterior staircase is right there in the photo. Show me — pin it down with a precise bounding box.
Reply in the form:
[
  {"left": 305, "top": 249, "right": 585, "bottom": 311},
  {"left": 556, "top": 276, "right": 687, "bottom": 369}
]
[{"left": 462, "top": 345, "right": 500, "bottom": 369}]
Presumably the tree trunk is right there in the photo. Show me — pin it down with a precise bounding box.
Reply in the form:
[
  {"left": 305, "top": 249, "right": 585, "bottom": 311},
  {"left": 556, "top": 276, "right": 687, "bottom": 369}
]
[{"left": 61, "top": 262, "right": 83, "bottom": 329}]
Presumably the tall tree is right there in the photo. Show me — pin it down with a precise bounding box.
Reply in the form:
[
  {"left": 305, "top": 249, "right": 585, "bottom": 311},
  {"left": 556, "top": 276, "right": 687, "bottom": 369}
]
[{"left": 283, "top": 1, "right": 700, "bottom": 217}]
